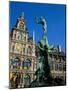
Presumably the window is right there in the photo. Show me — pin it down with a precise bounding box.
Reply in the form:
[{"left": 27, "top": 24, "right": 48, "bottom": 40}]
[
  {"left": 59, "top": 64, "right": 62, "bottom": 71},
  {"left": 50, "top": 61, "right": 54, "bottom": 70},
  {"left": 23, "top": 58, "right": 31, "bottom": 70},
  {"left": 55, "top": 63, "right": 58, "bottom": 71},
  {"left": 17, "top": 32, "right": 22, "bottom": 40},
  {"left": 24, "top": 74, "right": 31, "bottom": 86},
  {"left": 11, "top": 57, "right": 20, "bottom": 70},
  {"left": 23, "top": 48, "right": 25, "bottom": 54}
]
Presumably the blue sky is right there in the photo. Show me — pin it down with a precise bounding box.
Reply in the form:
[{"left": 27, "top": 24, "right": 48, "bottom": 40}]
[{"left": 9, "top": 1, "right": 66, "bottom": 51}]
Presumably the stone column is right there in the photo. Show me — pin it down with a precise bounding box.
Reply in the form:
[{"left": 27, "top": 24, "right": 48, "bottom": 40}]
[{"left": 20, "top": 58, "right": 23, "bottom": 70}]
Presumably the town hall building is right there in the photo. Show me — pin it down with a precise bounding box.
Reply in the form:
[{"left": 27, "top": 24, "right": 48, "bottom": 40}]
[{"left": 9, "top": 15, "right": 38, "bottom": 88}]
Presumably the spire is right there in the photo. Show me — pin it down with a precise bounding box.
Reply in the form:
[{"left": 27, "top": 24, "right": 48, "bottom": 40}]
[
  {"left": 58, "top": 44, "right": 61, "bottom": 52},
  {"left": 22, "top": 12, "right": 24, "bottom": 18},
  {"left": 33, "top": 30, "right": 35, "bottom": 44}
]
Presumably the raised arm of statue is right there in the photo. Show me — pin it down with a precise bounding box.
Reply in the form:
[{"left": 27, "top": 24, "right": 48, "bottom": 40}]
[{"left": 35, "top": 16, "right": 47, "bottom": 33}]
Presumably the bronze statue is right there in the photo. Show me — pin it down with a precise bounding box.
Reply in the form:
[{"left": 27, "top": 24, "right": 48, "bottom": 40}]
[{"left": 29, "top": 17, "right": 54, "bottom": 87}]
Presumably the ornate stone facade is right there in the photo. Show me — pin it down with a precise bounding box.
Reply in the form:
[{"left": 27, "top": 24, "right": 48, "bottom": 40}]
[
  {"left": 9, "top": 16, "right": 38, "bottom": 88},
  {"left": 48, "top": 46, "right": 66, "bottom": 84}
]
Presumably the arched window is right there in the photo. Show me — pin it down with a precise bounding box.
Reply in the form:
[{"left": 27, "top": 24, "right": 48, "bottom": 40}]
[
  {"left": 24, "top": 74, "right": 31, "bottom": 87},
  {"left": 11, "top": 57, "right": 20, "bottom": 70},
  {"left": 55, "top": 63, "right": 58, "bottom": 71},
  {"left": 23, "top": 48, "right": 25, "bottom": 54},
  {"left": 27, "top": 46, "right": 32, "bottom": 55},
  {"left": 23, "top": 58, "right": 31, "bottom": 69}
]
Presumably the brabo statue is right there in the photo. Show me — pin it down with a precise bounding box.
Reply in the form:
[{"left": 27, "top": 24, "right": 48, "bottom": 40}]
[{"left": 29, "top": 16, "right": 54, "bottom": 87}]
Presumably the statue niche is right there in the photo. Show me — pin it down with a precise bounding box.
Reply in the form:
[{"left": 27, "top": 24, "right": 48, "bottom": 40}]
[{"left": 16, "top": 16, "right": 24, "bottom": 29}]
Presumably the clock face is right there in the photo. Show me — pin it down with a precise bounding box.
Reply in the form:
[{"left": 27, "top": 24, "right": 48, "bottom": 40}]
[{"left": 16, "top": 43, "right": 22, "bottom": 51}]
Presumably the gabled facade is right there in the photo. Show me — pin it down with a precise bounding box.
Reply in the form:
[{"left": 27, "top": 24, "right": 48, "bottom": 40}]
[{"left": 9, "top": 16, "right": 38, "bottom": 88}]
